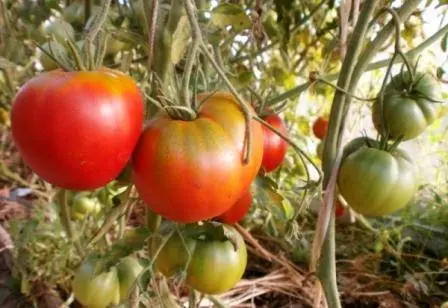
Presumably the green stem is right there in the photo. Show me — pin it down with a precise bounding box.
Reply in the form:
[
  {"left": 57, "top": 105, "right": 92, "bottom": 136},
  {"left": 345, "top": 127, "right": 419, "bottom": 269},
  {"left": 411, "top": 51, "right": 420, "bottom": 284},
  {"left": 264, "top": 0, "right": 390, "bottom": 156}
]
[
  {"left": 147, "top": 208, "right": 162, "bottom": 233},
  {"left": 184, "top": 0, "right": 252, "bottom": 164},
  {"left": 145, "top": 0, "right": 159, "bottom": 71},
  {"left": 85, "top": 0, "right": 111, "bottom": 70},
  {"left": 317, "top": 78, "right": 376, "bottom": 102},
  {"left": 59, "top": 189, "right": 84, "bottom": 255},
  {"left": 182, "top": 0, "right": 200, "bottom": 109},
  {"left": 319, "top": 2, "right": 379, "bottom": 308},
  {"left": 84, "top": 0, "right": 92, "bottom": 27}
]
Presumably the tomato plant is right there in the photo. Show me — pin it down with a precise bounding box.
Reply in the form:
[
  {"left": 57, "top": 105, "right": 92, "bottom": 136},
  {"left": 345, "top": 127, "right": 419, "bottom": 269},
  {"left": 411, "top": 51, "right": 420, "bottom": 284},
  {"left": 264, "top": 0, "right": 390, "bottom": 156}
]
[
  {"left": 372, "top": 72, "right": 438, "bottom": 140},
  {"left": 116, "top": 256, "right": 144, "bottom": 301},
  {"left": 312, "top": 117, "right": 329, "bottom": 140},
  {"left": 132, "top": 91, "right": 263, "bottom": 223},
  {"left": 338, "top": 142, "right": 417, "bottom": 216},
  {"left": 216, "top": 189, "right": 252, "bottom": 224},
  {"left": 155, "top": 225, "right": 247, "bottom": 294},
  {"left": 72, "top": 257, "right": 120, "bottom": 308},
  {"left": 261, "top": 114, "right": 288, "bottom": 172},
  {"left": 11, "top": 68, "right": 143, "bottom": 190}
]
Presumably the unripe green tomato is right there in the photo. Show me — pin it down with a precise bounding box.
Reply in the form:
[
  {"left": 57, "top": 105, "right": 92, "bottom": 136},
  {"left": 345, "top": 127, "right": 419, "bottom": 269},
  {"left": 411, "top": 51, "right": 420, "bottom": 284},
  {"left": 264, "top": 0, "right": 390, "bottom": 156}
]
[
  {"left": 71, "top": 195, "right": 101, "bottom": 220},
  {"left": 116, "top": 256, "right": 144, "bottom": 302},
  {"left": 72, "top": 257, "right": 121, "bottom": 308}
]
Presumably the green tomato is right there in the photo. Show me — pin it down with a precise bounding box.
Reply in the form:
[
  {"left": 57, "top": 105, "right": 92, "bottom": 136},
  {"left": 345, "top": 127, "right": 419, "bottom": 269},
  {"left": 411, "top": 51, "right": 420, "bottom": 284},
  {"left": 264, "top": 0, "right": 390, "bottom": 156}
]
[
  {"left": 38, "top": 41, "right": 65, "bottom": 70},
  {"left": 338, "top": 145, "right": 417, "bottom": 216},
  {"left": 155, "top": 225, "right": 247, "bottom": 295},
  {"left": 116, "top": 256, "right": 144, "bottom": 302},
  {"left": 37, "top": 18, "right": 75, "bottom": 44},
  {"left": 71, "top": 195, "right": 101, "bottom": 220},
  {"left": 72, "top": 257, "right": 120, "bottom": 308},
  {"left": 372, "top": 72, "right": 438, "bottom": 140}
]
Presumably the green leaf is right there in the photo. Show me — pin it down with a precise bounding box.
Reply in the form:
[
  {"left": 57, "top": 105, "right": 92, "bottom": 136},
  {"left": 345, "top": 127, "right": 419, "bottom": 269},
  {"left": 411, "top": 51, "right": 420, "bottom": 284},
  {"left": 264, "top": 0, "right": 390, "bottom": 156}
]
[
  {"left": 210, "top": 3, "right": 251, "bottom": 32},
  {"left": 441, "top": 32, "right": 448, "bottom": 52}
]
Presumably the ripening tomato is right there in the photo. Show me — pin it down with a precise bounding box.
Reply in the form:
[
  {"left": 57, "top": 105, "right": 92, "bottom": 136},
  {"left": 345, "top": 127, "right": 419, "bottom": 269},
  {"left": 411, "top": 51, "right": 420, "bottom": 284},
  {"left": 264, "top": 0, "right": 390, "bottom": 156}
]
[
  {"left": 261, "top": 114, "right": 288, "bottom": 172},
  {"left": 216, "top": 189, "right": 252, "bottom": 224},
  {"left": 372, "top": 72, "right": 438, "bottom": 140},
  {"left": 338, "top": 143, "right": 417, "bottom": 216},
  {"left": 11, "top": 68, "right": 143, "bottom": 190},
  {"left": 132, "top": 91, "right": 263, "bottom": 223},
  {"left": 312, "top": 117, "right": 329, "bottom": 139},
  {"left": 154, "top": 225, "right": 247, "bottom": 294}
]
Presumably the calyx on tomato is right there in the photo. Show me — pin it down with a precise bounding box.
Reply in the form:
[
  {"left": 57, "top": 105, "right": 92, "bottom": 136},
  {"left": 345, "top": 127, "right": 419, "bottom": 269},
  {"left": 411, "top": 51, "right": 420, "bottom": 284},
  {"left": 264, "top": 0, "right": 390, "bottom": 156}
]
[
  {"left": 153, "top": 223, "right": 247, "bottom": 294},
  {"left": 372, "top": 71, "right": 439, "bottom": 140},
  {"left": 132, "top": 91, "right": 263, "bottom": 223},
  {"left": 338, "top": 137, "right": 417, "bottom": 216}
]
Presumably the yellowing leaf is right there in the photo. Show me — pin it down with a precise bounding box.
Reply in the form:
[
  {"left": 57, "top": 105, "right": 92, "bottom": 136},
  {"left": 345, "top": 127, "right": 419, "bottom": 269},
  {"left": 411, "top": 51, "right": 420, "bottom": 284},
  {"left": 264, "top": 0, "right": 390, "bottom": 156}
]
[{"left": 210, "top": 3, "right": 251, "bottom": 32}]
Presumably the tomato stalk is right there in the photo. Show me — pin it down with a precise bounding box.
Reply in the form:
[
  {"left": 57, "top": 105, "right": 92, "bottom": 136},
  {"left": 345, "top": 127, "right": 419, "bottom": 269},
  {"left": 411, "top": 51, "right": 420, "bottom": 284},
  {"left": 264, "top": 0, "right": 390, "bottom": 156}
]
[
  {"left": 317, "top": 2, "right": 380, "bottom": 307},
  {"left": 183, "top": 0, "right": 253, "bottom": 164},
  {"left": 144, "top": 0, "right": 159, "bottom": 73},
  {"left": 84, "top": 0, "right": 92, "bottom": 27},
  {"left": 58, "top": 189, "right": 84, "bottom": 256}
]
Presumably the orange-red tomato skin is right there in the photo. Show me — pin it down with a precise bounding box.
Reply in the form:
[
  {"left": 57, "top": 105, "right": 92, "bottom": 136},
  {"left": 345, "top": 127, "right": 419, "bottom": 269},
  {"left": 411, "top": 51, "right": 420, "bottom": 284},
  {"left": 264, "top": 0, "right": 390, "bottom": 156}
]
[
  {"left": 261, "top": 114, "right": 288, "bottom": 172},
  {"left": 11, "top": 69, "right": 144, "bottom": 190},
  {"left": 132, "top": 92, "right": 263, "bottom": 223},
  {"left": 217, "top": 190, "right": 252, "bottom": 224}
]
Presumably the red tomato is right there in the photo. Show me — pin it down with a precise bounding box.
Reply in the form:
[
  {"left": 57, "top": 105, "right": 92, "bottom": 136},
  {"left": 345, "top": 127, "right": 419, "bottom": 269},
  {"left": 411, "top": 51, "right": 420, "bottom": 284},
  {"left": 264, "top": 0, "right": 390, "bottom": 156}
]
[
  {"left": 132, "top": 92, "right": 263, "bottom": 223},
  {"left": 261, "top": 114, "right": 288, "bottom": 172},
  {"left": 216, "top": 190, "right": 252, "bottom": 224},
  {"left": 335, "top": 200, "right": 344, "bottom": 217},
  {"left": 312, "top": 117, "right": 329, "bottom": 140},
  {"left": 11, "top": 68, "right": 143, "bottom": 190}
]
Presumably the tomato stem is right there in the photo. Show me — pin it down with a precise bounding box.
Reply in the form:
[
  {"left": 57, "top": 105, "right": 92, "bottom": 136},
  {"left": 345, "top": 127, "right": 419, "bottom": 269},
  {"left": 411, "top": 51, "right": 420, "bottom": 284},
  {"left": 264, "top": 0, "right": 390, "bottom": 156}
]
[
  {"left": 84, "top": 0, "right": 111, "bottom": 70},
  {"left": 317, "top": 77, "right": 376, "bottom": 102},
  {"left": 84, "top": 0, "right": 92, "bottom": 27},
  {"left": 183, "top": 0, "right": 252, "bottom": 164},
  {"left": 144, "top": 0, "right": 159, "bottom": 72},
  {"left": 58, "top": 189, "right": 84, "bottom": 256}
]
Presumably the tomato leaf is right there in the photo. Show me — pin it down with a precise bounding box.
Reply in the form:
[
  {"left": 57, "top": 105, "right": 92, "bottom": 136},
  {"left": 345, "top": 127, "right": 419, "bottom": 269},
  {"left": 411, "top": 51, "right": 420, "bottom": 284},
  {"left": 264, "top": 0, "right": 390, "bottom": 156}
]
[{"left": 210, "top": 3, "right": 251, "bottom": 32}]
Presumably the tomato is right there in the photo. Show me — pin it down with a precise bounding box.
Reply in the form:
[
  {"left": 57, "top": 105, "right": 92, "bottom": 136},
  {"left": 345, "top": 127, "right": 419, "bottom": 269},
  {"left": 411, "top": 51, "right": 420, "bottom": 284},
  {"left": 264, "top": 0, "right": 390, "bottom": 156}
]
[
  {"left": 338, "top": 144, "right": 417, "bottom": 216},
  {"left": 261, "top": 114, "right": 288, "bottom": 172},
  {"left": 372, "top": 72, "right": 438, "bottom": 140},
  {"left": 312, "top": 117, "right": 329, "bottom": 140},
  {"left": 37, "top": 18, "right": 75, "bottom": 44},
  {"left": 116, "top": 256, "right": 144, "bottom": 302},
  {"left": 335, "top": 200, "right": 344, "bottom": 217},
  {"left": 216, "top": 189, "right": 252, "bottom": 224},
  {"left": 71, "top": 195, "right": 101, "bottom": 220},
  {"left": 11, "top": 68, "right": 143, "bottom": 190},
  {"left": 155, "top": 225, "right": 247, "bottom": 294},
  {"left": 72, "top": 256, "right": 121, "bottom": 308},
  {"left": 132, "top": 91, "right": 263, "bottom": 223}
]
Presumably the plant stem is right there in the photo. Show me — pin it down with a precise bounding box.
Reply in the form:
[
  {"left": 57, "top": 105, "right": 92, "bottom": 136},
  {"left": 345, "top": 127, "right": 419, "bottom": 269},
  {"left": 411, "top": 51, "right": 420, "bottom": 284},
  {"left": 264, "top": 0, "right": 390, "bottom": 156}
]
[
  {"left": 147, "top": 208, "right": 162, "bottom": 233},
  {"left": 85, "top": 0, "right": 111, "bottom": 70},
  {"left": 184, "top": 0, "right": 252, "bottom": 164},
  {"left": 84, "top": 0, "right": 92, "bottom": 27},
  {"left": 145, "top": 0, "right": 159, "bottom": 71},
  {"left": 182, "top": 0, "right": 200, "bottom": 109},
  {"left": 319, "top": 2, "right": 379, "bottom": 307},
  {"left": 59, "top": 189, "right": 84, "bottom": 255}
]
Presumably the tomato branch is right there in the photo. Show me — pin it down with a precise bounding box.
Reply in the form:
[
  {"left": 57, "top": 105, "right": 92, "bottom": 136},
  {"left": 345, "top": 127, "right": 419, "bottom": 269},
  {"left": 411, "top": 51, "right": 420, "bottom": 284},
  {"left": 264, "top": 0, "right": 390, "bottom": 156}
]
[
  {"left": 318, "top": 2, "right": 380, "bottom": 307},
  {"left": 145, "top": 0, "right": 159, "bottom": 72}
]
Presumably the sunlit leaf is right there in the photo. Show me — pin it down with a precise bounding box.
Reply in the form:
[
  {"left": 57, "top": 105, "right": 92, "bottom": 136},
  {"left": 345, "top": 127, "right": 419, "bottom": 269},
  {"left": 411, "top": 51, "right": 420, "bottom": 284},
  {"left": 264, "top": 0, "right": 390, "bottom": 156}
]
[{"left": 210, "top": 3, "right": 251, "bottom": 32}]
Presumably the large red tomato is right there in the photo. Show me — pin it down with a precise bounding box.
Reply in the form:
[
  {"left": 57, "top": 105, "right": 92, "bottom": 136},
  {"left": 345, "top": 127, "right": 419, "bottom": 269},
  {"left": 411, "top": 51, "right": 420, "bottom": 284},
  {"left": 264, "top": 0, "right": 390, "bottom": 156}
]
[
  {"left": 132, "top": 92, "right": 263, "bottom": 223},
  {"left": 261, "top": 114, "right": 288, "bottom": 172},
  {"left": 216, "top": 189, "right": 252, "bottom": 224},
  {"left": 11, "top": 68, "right": 143, "bottom": 190}
]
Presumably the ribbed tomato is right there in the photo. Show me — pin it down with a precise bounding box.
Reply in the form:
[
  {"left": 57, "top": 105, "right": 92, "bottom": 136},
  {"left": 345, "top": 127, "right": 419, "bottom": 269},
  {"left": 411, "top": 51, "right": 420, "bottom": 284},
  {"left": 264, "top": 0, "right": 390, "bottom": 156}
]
[
  {"left": 132, "top": 92, "right": 263, "bottom": 223},
  {"left": 261, "top": 114, "right": 288, "bottom": 172},
  {"left": 216, "top": 189, "right": 252, "bottom": 224},
  {"left": 372, "top": 72, "right": 438, "bottom": 140},
  {"left": 338, "top": 144, "right": 417, "bottom": 216},
  {"left": 11, "top": 68, "right": 143, "bottom": 190}
]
